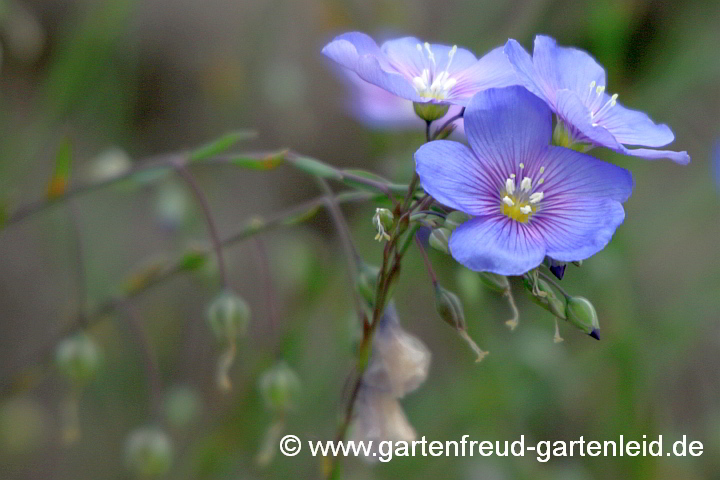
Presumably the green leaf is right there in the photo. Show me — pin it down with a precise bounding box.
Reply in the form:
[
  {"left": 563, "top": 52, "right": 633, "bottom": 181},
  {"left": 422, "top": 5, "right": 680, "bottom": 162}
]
[
  {"left": 48, "top": 139, "right": 72, "bottom": 198},
  {"left": 229, "top": 150, "right": 286, "bottom": 170},
  {"left": 190, "top": 130, "right": 257, "bottom": 162},
  {"left": 289, "top": 156, "right": 342, "bottom": 180}
]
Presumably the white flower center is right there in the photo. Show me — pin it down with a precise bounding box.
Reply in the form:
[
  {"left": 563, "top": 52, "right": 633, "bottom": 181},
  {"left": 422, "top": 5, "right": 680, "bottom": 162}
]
[
  {"left": 585, "top": 81, "right": 618, "bottom": 126},
  {"left": 500, "top": 164, "right": 545, "bottom": 223},
  {"left": 411, "top": 43, "right": 458, "bottom": 101}
]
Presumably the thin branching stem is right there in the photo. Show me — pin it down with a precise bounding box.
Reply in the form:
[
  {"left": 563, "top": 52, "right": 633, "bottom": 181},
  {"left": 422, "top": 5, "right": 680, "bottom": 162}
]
[{"left": 174, "top": 163, "right": 228, "bottom": 289}]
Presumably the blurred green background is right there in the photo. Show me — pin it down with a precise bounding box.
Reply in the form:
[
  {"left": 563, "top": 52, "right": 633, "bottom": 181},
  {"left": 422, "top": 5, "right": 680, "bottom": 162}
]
[{"left": 1, "top": 0, "right": 719, "bottom": 479}]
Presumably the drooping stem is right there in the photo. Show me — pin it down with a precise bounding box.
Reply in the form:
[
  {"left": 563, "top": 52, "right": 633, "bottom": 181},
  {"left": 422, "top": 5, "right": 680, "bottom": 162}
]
[{"left": 174, "top": 163, "right": 228, "bottom": 289}]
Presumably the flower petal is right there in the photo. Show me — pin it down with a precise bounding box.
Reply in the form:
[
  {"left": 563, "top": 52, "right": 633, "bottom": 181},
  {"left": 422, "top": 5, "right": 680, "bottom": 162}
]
[
  {"left": 535, "top": 198, "right": 626, "bottom": 262},
  {"left": 449, "top": 216, "right": 546, "bottom": 275},
  {"left": 503, "top": 39, "right": 552, "bottom": 103},
  {"left": 555, "top": 89, "right": 622, "bottom": 150},
  {"left": 450, "top": 46, "right": 520, "bottom": 104},
  {"left": 356, "top": 55, "right": 422, "bottom": 102},
  {"left": 533, "top": 35, "right": 606, "bottom": 99},
  {"left": 617, "top": 146, "right": 691, "bottom": 165},
  {"left": 414, "top": 140, "right": 499, "bottom": 216},
  {"left": 537, "top": 144, "right": 634, "bottom": 203},
  {"left": 598, "top": 102, "right": 675, "bottom": 147},
  {"left": 464, "top": 86, "right": 552, "bottom": 176},
  {"left": 322, "top": 32, "right": 383, "bottom": 70}
]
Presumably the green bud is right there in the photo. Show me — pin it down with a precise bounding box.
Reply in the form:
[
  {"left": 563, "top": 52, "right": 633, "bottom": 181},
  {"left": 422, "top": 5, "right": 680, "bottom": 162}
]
[
  {"left": 565, "top": 296, "right": 600, "bottom": 339},
  {"left": 478, "top": 271, "right": 510, "bottom": 293},
  {"left": 179, "top": 247, "right": 207, "bottom": 271},
  {"left": 433, "top": 123, "right": 457, "bottom": 140},
  {"left": 434, "top": 285, "right": 465, "bottom": 330},
  {"left": 206, "top": 290, "right": 251, "bottom": 342},
  {"left": 259, "top": 361, "right": 301, "bottom": 413},
  {"left": 444, "top": 210, "right": 470, "bottom": 230},
  {"left": 124, "top": 427, "right": 173, "bottom": 478},
  {"left": 163, "top": 386, "right": 202, "bottom": 429},
  {"left": 372, "top": 208, "right": 394, "bottom": 241},
  {"left": 429, "top": 228, "right": 451, "bottom": 254},
  {"left": 526, "top": 278, "right": 567, "bottom": 320},
  {"left": 356, "top": 261, "right": 380, "bottom": 305},
  {"left": 413, "top": 102, "right": 450, "bottom": 122},
  {"left": 55, "top": 333, "right": 101, "bottom": 385}
]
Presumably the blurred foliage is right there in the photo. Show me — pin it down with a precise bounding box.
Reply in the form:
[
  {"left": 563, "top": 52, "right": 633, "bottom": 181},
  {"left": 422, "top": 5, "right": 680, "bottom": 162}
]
[{"left": 0, "top": 0, "right": 719, "bottom": 479}]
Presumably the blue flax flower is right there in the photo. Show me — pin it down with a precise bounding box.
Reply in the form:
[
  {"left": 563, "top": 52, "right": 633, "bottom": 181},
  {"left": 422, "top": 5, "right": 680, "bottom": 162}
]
[
  {"left": 415, "top": 86, "right": 634, "bottom": 276},
  {"left": 322, "top": 32, "right": 517, "bottom": 106},
  {"left": 504, "top": 35, "right": 690, "bottom": 164}
]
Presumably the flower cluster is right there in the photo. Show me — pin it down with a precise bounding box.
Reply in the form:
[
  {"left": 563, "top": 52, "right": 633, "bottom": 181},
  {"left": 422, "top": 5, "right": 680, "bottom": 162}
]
[{"left": 323, "top": 32, "right": 689, "bottom": 276}]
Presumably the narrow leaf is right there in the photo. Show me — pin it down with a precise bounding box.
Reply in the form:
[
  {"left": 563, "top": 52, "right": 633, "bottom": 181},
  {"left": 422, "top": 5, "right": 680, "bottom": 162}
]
[{"left": 190, "top": 130, "right": 257, "bottom": 162}]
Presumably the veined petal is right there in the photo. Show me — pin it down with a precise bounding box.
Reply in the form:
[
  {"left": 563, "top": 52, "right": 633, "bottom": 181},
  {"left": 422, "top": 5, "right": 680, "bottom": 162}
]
[
  {"left": 450, "top": 46, "right": 521, "bottom": 103},
  {"left": 536, "top": 198, "right": 625, "bottom": 262},
  {"left": 598, "top": 102, "right": 675, "bottom": 147},
  {"left": 356, "top": 55, "right": 422, "bottom": 102},
  {"left": 533, "top": 35, "right": 606, "bottom": 98},
  {"left": 449, "top": 216, "right": 546, "bottom": 275},
  {"left": 537, "top": 145, "right": 634, "bottom": 203},
  {"left": 322, "top": 32, "right": 383, "bottom": 70},
  {"left": 555, "top": 89, "right": 622, "bottom": 150},
  {"left": 464, "top": 86, "right": 552, "bottom": 177},
  {"left": 503, "top": 39, "right": 552, "bottom": 104},
  {"left": 616, "top": 146, "right": 691, "bottom": 165},
  {"left": 414, "top": 140, "right": 499, "bottom": 215}
]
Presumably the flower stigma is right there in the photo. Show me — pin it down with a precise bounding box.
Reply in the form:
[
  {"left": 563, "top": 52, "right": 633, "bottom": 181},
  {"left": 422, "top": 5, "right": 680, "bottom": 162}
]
[
  {"left": 500, "top": 167, "right": 545, "bottom": 223},
  {"left": 412, "top": 43, "right": 458, "bottom": 101}
]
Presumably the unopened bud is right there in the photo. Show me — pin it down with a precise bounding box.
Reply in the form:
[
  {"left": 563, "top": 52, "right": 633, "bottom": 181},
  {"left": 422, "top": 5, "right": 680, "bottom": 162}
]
[
  {"left": 526, "top": 278, "right": 567, "bottom": 320},
  {"left": 372, "top": 208, "right": 393, "bottom": 241},
  {"left": 163, "top": 386, "right": 202, "bottom": 429},
  {"left": 566, "top": 296, "right": 600, "bottom": 340},
  {"left": 444, "top": 211, "right": 470, "bottom": 230},
  {"left": 478, "top": 271, "right": 510, "bottom": 293},
  {"left": 413, "top": 102, "right": 450, "bottom": 122},
  {"left": 55, "top": 333, "right": 101, "bottom": 385},
  {"left": 428, "top": 228, "right": 451, "bottom": 254},
  {"left": 435, "top": 285, "right": 487, "bottom": 362},
  {"left": 433, "top": 123, "right": 457, "bottom": 140},
  {"left": 124, "top": 427, "right": 173, "bottom": 478},
  {"left": 206, "top": 290, "right": 250, "bottom": 342},
  {"left": 259, "top": 361, "right": 301, "bottom": 414},
  {"left": 356, "top": 261, "right": 380, "bottom": 305}
]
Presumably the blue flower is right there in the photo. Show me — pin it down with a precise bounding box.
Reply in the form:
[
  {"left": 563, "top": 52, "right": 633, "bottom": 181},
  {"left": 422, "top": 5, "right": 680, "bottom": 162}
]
[
  {"left": 335, "top": 68, "right": 466, "bottom": 134},
  {"left": 415, "top": 86, "right": 634, "bottom": 276},
  {"left": 504, "top": 35, "right": 690, "bottom": 165},
  {"left": 322, "top": 32, "right": 518, "bottom": 106}
]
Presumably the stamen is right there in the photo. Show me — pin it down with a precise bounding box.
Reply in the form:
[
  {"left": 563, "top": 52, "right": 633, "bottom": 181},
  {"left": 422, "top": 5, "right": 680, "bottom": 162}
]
[
  {"left": 520, "top": 177, "right": 532, "bottom": 192},
  {"left": 529, "top": 192, "right": 544, "bottom": 203},
  {"left": 520, "top": 206, "right": 532, "bottom": 215},
  {"left": 539, "top": 166, "right": 545, "bottom": 174},
  {"left": 596, "top": 85, "right": 605, "bottom": 96},
  {"left": 510, "top": 173, "right": 516, "bottom": 179},
  {"left": 502, "top": 196, "right": 515, "bottom": 207},
  {"left": 586, "top": 81, "right": 596, "bottom": 103},
  {"left": 424, "top": 42, "right": 436, "bottom": 65},
  {"left": 505, "top": 178, "right": 515, "bottom": 195},
  {"left": 592, "top": 93, "right": 619, "bottom": 120},
  {"left": 519, "top": 163, "right": 525, "bottom": 169},
  {"left": 537, "top": 178, "right": 545, "bottom": 185}
]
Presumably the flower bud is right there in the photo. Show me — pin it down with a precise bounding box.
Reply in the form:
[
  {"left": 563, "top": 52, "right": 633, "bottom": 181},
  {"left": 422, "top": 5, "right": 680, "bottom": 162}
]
[
  {"left": 526, "top": 278, "right": 567, "bottom": 320},
  {"left": 55, "top": 333, "right": 101, "bottom": 385},
  {"left": 434, "top": 286, "right": 488, "bottom": 362},
  {"left": 259, "top": 361, "right": 301, "bottom": 414},
  {"left": 356, "top": 261, "right": 380, "bottom": 305},
  {"left": 566, "top": 296, "right": 600, "bottom": 339},
  {"left": 478, "top": 271, "right": 510, "bottom": 293},
  {"left": 163, "top": 386, "right": 202, "bottom": 429},
  {"left": 428, "top": 228, "right": 451, "bottom": 254},
  {"left": 432, "top": 123, "right": 457, "bottom": 140},
  {"left": 206, "top": 290, "right": 250, "bottom": 342},
  {"left": 444, "top": 210, "right": 470, "bottom": 230},
  {"left": 124, "top": 427, "right": 173, "bottom": 478},
  {"left": 413, "top": 102, "right": 450, "bottom": 122},
  {"left": 434, "top": 285, "right": 465, "bottom": 330},
  {"left": 372, "top": 208, "right": 393, "bottom": 241}
]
